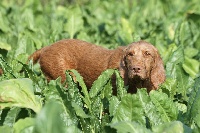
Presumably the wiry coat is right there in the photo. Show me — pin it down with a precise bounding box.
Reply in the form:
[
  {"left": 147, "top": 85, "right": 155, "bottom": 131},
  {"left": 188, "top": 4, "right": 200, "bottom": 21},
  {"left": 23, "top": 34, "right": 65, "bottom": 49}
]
[{"left": 29, "top": 39, "right": 165, "bottom": 93}]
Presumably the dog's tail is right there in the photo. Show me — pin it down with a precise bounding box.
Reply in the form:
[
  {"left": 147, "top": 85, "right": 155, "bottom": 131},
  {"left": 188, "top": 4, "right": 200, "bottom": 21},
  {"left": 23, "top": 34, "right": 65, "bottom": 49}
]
[{"left": 28, "top": 49, "right": 42, "bottom": 64}]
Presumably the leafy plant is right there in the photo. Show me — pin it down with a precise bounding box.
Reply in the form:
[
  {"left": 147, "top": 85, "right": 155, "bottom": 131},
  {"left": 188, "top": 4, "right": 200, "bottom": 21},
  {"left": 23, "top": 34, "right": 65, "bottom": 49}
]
[{"left": 0, "top": 0, "right": 200, "bottom": 132}]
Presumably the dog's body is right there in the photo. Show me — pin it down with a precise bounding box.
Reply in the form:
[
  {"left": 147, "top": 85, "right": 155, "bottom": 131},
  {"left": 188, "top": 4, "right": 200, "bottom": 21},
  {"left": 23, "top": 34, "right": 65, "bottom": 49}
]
[{"left": 29, "top": 39, "right": 165, "bottom": 93}]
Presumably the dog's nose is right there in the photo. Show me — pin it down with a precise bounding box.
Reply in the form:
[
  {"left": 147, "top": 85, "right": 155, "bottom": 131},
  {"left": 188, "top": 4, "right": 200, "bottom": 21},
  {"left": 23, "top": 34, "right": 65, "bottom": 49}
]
[{"left": 131, "top": 66, "right": 141, "bottom": 73}]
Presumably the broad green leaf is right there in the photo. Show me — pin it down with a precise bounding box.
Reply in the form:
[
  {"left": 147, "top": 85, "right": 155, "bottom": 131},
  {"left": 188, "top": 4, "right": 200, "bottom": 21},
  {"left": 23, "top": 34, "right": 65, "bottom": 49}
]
[
  {"left": 15, "top": 35, "right": 28, "bottom": 57},
  {"left": 150, "top": 91, "right": 178, "bottom": 122},
  {"left": 160, "top": 78, "right": 177, "bottom": 98},
  {"left": 179, "top": 21, "right": 193, "bottom": 47},
  {"left": 0, "top": 42, "right": 11, "bottom": 51},
  {"left": 166, "top": 45, "right": 184, "bottom": 78},
  {"left": 137, "top": 89, "right": 163, "bottom": 126},
  {"left": 176, "top": 65, "right": 194, "bottom": 98},
  {"left": 152, "top": 121, "right": 191, "bottom": 133},
  {"left": 164, "top": 44, "right": 194, "bottom": 98},
  {"left": 162, "top": 43, "right": 177, "bottom": 64},
  {"left": 118, "top": 18, "right": 133, "bottom": 44},
  {"left": 182, "top": 56, "right": 199, "bottom": 79},
  {"left": 111, "top": 94, "right": 145, "bottom": 125},
  {"left": 44, "top": 79, "right": 78, "bottom": 127},
  {"left": 110, "top": 121, "right": 152, "bottom": 133},
  {"left": 0, "top": 78, "right": 42, "bottom": 113},
  {"left": 33, "top": 100, "right": 66, "bottom": 133},
  {"left": 64, "top": 7, "right": 83, "bottom": 39},
  {"left": 184, "top": 47, "right": 199, "bottom": 58},
  {"left": 0, "top": 125, "right": 12, "bottom": 133},
  {"left": 89, "top": 69, "right": 115, "bottom": 98},
  {"left": 13, "top": 118, "right": 35, "bottom": 133},
  {"left": 0, "top": 12, "right": 10, "bottom": 32},
  {"left": 186, "top": 77, "right": 200, "bottom": 126},
  {"left": 22, "top": 8, "right": 35, "bottom": 31}
]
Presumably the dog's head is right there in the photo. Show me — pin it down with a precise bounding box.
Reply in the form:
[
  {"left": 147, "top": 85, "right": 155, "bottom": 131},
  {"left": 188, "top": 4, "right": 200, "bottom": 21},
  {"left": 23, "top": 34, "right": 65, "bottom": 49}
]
[{"left": 119, "top": 41, "right": 165, "bottom": 91}]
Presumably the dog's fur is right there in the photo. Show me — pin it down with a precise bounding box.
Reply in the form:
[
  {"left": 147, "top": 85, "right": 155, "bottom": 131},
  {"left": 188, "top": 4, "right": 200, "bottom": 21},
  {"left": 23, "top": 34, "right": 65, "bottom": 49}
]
[{"left": 29, "top": 39, "right": 165, "bottom": 93}]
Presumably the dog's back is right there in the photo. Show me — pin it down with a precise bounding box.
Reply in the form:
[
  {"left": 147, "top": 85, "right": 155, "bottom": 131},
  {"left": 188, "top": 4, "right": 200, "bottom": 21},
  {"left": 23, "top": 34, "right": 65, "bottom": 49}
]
[{"left": 28, "top": 39, "right": 124, "bottom": 87}]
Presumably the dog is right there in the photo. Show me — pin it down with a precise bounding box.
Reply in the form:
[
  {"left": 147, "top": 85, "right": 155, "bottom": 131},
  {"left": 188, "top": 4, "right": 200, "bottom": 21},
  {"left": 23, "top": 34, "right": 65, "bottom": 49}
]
[{"left": 28, "top": 39, "right": 165, "bottom": 93}]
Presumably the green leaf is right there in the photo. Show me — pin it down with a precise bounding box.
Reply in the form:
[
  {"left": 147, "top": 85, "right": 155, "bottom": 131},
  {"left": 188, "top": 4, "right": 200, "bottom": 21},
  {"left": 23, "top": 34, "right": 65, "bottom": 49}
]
[
  {"left": 118, "top": 18, "right": 133, "bottom": 44},
  {"left": 89, "top": 69, "right": 115, "bottom": 98},
  {"left": 115, "top": 70, "right": 127, "bottom": 99},
  {"left": 0, "top": 78, "right": 42, "bottom": 113},
  {"left": 110, "top": 121, "right": 152, "bottom": 133},
  {"left": 150, "top": 91, "right": 178, "bottom": 122},
  {"left": 71, "top": 102, "right": 90, "bottom": 118},
  {"left": 137, "top": 89, "right": 163, "bottom": 126},
  {"left": 111, "top": 94, "right": 145, "bottom": 125},
  {"left": 68, "top": 69, "right": 91, "bottom": 111},
  {"left": 184, "top": 47, "right": 199, "bottom": 58},
  {"left": 182, "top": 56, "right": 200, "bottom": 79},
  {"left": 194, "top": 113, "right": 200, "bottom": 129},
  {"left": 44, "top": 79, "right": 78, "bottom": 127},
  {"left": 176, "top": 65, "right": 194, "bottom": 97},
  {"left": 109, "top": 96, "right": 120, "bottom": 116},
  {"left": 152, "top": 121, "right": 191, "bottom": 133},
  {"left": 21, "top": 8, "right": 35, "bottom": 31},
  {"left": 186, "top": 77, "right": 200, "bottom": 126},
  {"left": 15, "top": 35, "right": 28, "bottom": 57},
  {"left": 0, "top": 125, "right": 12, "bottom": 133},
  {"left": 33, "top": 100, "right": 66, "bottom": 133},
  {"left": 162, "top": 43, "right": 178, "bottom": 64},
  {"left": 13, "top": 118, "right": 35, "bottom": 133},
  {"left": 160, "top": 78, "right": 177, "bottom": 98},
  {"left": 0, "top": 12, "right": 10, "bottom": 32},
  {"left": 166, "top": 45, "right": 184, "bottom": 78},
  {"left": 0, "top": 42, "right": 11, "bottom": 51},
  {"left": 3, "top": 107, "right": 21, "bottom": 127},
  {"left": 64, "top": 7, "right": 83, "bottom": 39}
]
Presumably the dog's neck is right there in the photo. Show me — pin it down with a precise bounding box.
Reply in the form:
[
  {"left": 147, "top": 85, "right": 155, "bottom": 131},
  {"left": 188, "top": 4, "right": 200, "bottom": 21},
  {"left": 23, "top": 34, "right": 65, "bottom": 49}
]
[{"left": 127, "top": 77, "right": 153, "bottom": 93}]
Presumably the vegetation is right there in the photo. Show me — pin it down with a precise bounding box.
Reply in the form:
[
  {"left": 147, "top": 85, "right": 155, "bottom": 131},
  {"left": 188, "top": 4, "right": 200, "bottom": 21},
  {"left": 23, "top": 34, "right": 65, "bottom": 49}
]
[{"left": 0, "top": 0, "right": 200, "bottom": 132}]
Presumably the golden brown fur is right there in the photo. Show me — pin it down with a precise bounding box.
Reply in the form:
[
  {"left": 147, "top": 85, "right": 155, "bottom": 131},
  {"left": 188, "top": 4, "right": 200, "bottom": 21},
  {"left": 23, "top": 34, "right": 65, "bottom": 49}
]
[{"left": 29, "top": 39, "right": 165, "bottom": 93}]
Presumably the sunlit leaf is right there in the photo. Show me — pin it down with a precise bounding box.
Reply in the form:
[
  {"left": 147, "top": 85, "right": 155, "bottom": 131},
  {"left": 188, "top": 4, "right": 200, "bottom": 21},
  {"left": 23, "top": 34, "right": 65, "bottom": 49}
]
[
  {"left": 110, "top": 121, "right": 152, "bottom": 133},
  {"left": 89, "top": 69, "right": 114, "bottom": 98},
  {"left": 64, "top": 7, "right": 83, "bottom": 39},
  {"left": 137, "top": 89, "right": 163, "bottom": 126},
  {"left": 182, "top": 56, "right": 199, "bottom": 79},
  {"left": 186, "top": 77, "right": 200, "bottom": 126},
  {"left": 33, "top": 100, "right": 66, "bottom": 133},
  {"left": 0, "top": 42, "right": 11, "bottom": 51},
  {"left": 152, "top": 121, "right": 191, "bottom": 133},
  {"left": 111, "top": 94, "right": 145, "bottom": 125},
  {"left": 150, "top": 91, "right": 178, "bottom": 122},
  {"left": 13, "top": 118, "right": 35, "bottom": 133},
  {"left": 0, "top": 78, "right": 42, "bottom": 113}
]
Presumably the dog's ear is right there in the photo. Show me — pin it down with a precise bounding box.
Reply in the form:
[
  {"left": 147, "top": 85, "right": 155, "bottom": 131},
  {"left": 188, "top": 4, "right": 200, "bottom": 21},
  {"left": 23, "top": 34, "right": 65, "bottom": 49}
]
[
  {"left": 150, "top": 50, "right": 165, "bottom": 89},
  {"left": 119, "top": 48, "right": 129, "bottom": 85}
]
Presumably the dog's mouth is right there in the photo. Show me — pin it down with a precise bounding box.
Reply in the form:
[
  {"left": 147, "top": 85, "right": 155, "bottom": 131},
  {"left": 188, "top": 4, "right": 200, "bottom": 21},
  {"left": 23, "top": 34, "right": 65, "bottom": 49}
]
[{"left": 128, "top": 70, "right": 147, "bottom": 80}]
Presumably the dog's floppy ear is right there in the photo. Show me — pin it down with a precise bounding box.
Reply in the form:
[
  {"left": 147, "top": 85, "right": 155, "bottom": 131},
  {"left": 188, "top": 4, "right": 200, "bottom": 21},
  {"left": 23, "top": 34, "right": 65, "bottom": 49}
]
[
  {"left": 119, "top": 47, "right": 129, "bottom": 85},
  {"left": 150, "top": 50, "right": 165, "bottom": 89}
]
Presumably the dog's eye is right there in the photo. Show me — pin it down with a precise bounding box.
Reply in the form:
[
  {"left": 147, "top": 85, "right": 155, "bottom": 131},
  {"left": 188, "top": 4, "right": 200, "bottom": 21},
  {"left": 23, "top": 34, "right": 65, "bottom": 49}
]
[
  {"left": 128, "top": 52, "right": 134, "bottom": 56},
  {"left": 144, "top": 51, "right": 151, "bottom": 56}
]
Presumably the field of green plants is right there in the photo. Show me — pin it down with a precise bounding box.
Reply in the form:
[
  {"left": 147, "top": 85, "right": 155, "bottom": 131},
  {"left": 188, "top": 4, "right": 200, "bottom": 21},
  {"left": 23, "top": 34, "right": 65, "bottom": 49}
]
[{"left": 0, "top": 0, "right": 200, "bottom": 132}]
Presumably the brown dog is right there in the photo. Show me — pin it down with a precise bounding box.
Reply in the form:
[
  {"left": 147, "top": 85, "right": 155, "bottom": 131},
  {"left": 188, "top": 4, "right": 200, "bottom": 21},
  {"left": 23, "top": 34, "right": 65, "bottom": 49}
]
[{"left": 29, "top": 39, "right": 165, "bottom": 93}]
